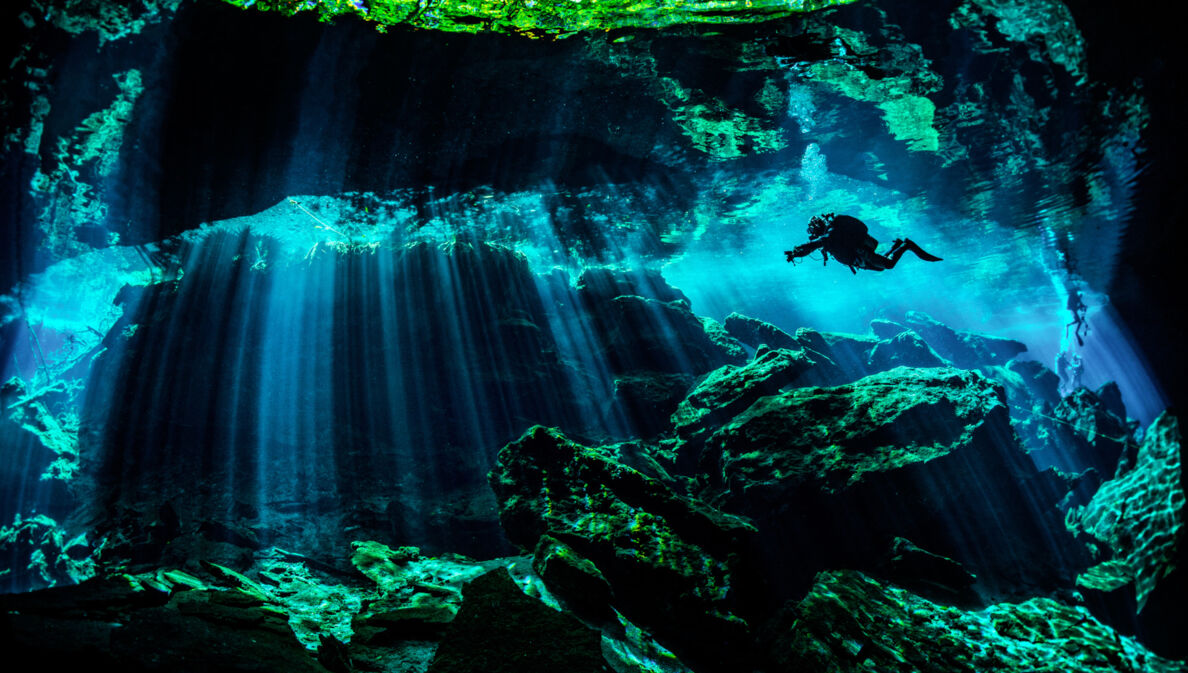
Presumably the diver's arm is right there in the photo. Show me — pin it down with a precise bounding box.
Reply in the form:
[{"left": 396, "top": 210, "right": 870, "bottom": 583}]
[{"left": 785, "top": 239, "right": 824, "bottom": 262}]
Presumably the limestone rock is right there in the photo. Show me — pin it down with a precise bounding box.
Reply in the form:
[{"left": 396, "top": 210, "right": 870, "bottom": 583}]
[
  {"left": 584, "top": 294, "right": 748, "bottom": 375},
  {"left": 670, "top": 346, "right": 817, "bottom": 467},
  {"left": 613, "top": 371, "right": 696, "bottom": 437},
  {"left": 904, "top": 310, "right": 1028, "bottom": 369},
  {"left": 576, "top": 267, "right": 689, "bottom": 305},
  {"left": 0, "top": 578, "right": 329, "bottom": 672},
  {"left": 532, "top": 534, "right": 615, "bottom": 622},
  {"left": 1069, "top": 412, "right": 1183, "bottom": 612},
  {"left": 764, "top": 569, "right": 1186, "bottom": 673},
  {"left": 1053, "top": 386, "right": 1133, "bottom": 477},
  {"left": 723, "top": 312, "right": 799, "bottom": 351},
  {"left": 866, "top": 330, "right": 947, "bottom": 371},
  {"left": 427, "top": 569, "right": 609, "bottom": 673},
  {"left": 701, "top": 366, "right": 1081, "bottom": 599},
  {"left": 490, "top": 426, "right": 758, "bottom": 670}
]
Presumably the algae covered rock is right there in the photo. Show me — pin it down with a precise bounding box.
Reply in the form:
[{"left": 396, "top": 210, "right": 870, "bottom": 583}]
[
  {"left": 217, "top": 0, "right": 856, "bottom": 38},
  {"left": 701, "top": 366, "right": 1080, "bottom": 598},
  {"left": 489, "top": 425, "right": 758, "bottom": 670},
  {"left": 764, "top": 569, "right": 1186, "bottom": 673},
  {"left": 532, "top": 534, "right": 615, "bottom": 622},
  {"left": 1069, "top": 412, "right": 1183, "bottom": 611},
  {"left": 670, "top": 346, "right": 817, "bottom": 464}
]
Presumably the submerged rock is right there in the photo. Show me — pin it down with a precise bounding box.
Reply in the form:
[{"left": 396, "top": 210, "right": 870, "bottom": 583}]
[
  {"left": 0, "top": 577, "right": 329, "bottom": 672},
  {"left": 217, "top": 0, "right": 857, "bottom": 38},
  {"left": 903, "top": 310, "right": 1028, "bottom": 369},
  {"left": 723, "top": 312, "right": 799, "bottom": 351},
  {"left": 613, "top": 371, "right": 697, "bottom": 438},
  {"left": 764, "top": 569, "right": 1186, "bottom": 673},
  {"left": 583, "top": 293, "right": 747, "bottom": 376},
  {"left": 1068, "top": 412, "right": 1183, "bottom": 615},
  {"left": 1052, "top": 386, "right": 1133, "bottom": 477},
  {"left": 670, "top": 346, "right": 818, "bottom": 467},
  {"left": 700, "top": 366, "right": 1080, "bottom": 600},
  {"left": 489, "top": 425, "right": 758, "bottom": 671},
  {"left": 427, "top": 569, "right": 609, "bottom": 673}
]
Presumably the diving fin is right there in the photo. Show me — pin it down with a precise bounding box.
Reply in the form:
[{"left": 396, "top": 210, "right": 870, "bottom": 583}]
[{"left": 903, "top": 239, "right": 942, "bottom": 262}]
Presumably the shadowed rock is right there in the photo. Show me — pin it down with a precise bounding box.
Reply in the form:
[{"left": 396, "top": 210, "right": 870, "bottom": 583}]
[
  {"left": 723, "top": 312, "right": 799, "bottom": 351},
  {"left": 0, "top": 577, "right": 329, "bottom": 672},
  {"left": 1067, "top": 412, "right": 1184, "bottom": 657},
  {"left": 904, "top": 311, "right": 1028, "bottom": 369},
  {"left": 427, "top": 569, "right": 609, "bottom": 673},
  {"left": 489, "top": 425, "right": 758, "bottom": 671},
  {"left": 699, "top": 366, "right": 1083, "bottom": 601},
  {"left": 762, "top": 569, "right": 1185, "bottom": 673}
]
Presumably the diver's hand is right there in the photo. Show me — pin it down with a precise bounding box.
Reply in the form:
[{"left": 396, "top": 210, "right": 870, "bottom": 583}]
[{"left": 786, "top": 244, "right": 810, "bottom": 262}]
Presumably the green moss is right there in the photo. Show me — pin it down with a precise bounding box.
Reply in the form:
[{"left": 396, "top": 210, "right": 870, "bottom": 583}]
[{"left": 220, "top": 0, "right": 857, "bottom": 37}]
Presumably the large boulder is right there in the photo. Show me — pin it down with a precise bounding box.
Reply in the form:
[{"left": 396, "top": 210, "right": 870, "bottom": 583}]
[
  {"left": 489, "top": 425, "right": 759, "bottom": 671},
  {"left": 670, "top": 346, "right": 819, "bottom": 468},
  {"left": 903, "top": 311, "right": 1028, "bottom": 369},
  {"left": 582, "top": 293, "right": 747, "bottom": 376},
  {"left": 427, "top": 569, "right": 609, "bottom": 673},
  {"left": 700, "top": 366, "right": 1083, "bottom": 600},
  {"left": 763, "top": 569, "right": 1185, "bottom": 673},
  {"left": 1068, "top": 412, "right": 1185, "bottom": 658},
  {"left": 723, "top": 312, "right": 799, "bottom": 351}
]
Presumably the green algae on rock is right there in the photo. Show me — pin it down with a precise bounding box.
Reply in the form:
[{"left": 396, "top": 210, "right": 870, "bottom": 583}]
[
  {"left": 218, "top": 0, "right": 857, "bottom": 37},
  {"left": 766, "top": 569, "right": 1186, "bottom": 673},
  {"left": 1067, "top": 412, "right": 1183, "bottom": 610},
  {"left": 489, "top": 425, "right": 759, "bottom": 669}
]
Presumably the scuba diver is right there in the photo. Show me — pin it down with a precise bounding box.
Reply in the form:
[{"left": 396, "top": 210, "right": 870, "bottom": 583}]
[{"left": 785, "top": 213, "right": 942, "bottom": 274}]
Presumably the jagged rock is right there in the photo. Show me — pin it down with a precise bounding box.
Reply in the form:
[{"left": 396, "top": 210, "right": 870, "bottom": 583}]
[
  {"left": 219, "top": 0, "right": 854, "bottom": 37},
  {"left": 869, "top": 318, "right": 909, "bottom": 340},
  {"left": 1005, "top": 359, "right": 1064, "bottom": 410},
  {"left": 763, "top": 569, "right": 1186, "bottom": 673},
  {"left": 489, "top": 426, "right": 758, "bottom": 671},
  {"left": 903, "top": 310, "right": 1028, "bottom": 369},
  {"left": 0, "top": 578, "right": 329, "bottom": 672},
  {"left": 670, "top": 346, "right": 817, "bottom": 468},
  {"left": 0, "top": 514, "right": 97, "bottom": 591},
  {"left": 575, "top": 267, "right": 689, "bottom": 305},
  {"left": 426, "top": 569, "right": 609, "bottom": 673},
  {"left": 873, "top": 537, "right": 978, "bottom": 605},
  {"left": 723, "top": 312, "right": 799, "bottom": 350},
  {"left": 1068, "top": 413, "right": 1183, "bottom": 614},
  {"left": 700, "top": 316, "right": 748, "bottom": 363},
  {"left": 532, "top": 534, "right": 615, "bottom": 622},
  {"left": 613, "top": 371, "right": 696, "bottom": 437},
  {"left": 792, "top": 328, "right": 876, "bottom": 384},
  {"left": 866, "top": 330, "right": 947, "bottom": 371},
  {"left": 583, "top": 294, "right": 747, "bottom": 375},
  {"left": 1052, "top": 386, "right": 1133, "bottom": 477},
  {"left": 701, "top": 367, "right": 1082, "bottom": 600}
]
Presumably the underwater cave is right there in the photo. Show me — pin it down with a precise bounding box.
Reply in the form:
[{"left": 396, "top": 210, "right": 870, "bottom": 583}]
[{"left": 1, "top": 0, "right": 1185, "bottom": 671}]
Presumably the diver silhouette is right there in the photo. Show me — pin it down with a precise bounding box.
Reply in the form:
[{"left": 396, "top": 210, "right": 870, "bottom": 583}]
[{"left": 785, "top": 213, "right": 942, "bottom": 274}]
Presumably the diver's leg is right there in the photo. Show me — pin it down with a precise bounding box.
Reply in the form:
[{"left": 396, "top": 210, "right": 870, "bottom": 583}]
[{"left": 901, "top": 238, "right": 942, "bottom": 261}]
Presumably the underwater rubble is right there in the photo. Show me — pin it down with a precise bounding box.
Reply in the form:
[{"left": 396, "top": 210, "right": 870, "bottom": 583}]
[{"left": 2, "top": 262, "right": 1184, "bottom": 672}]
